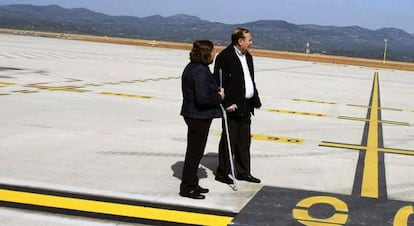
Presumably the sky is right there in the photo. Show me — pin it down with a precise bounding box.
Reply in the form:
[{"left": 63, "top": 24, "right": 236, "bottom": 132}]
[{"left": 1, "top": 0, "right": 413, "bottom": 33}]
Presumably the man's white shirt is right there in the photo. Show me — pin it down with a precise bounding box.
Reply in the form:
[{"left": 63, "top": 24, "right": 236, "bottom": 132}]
[{"left": 234, "top": 46, "right": 254, "bottom": 99}]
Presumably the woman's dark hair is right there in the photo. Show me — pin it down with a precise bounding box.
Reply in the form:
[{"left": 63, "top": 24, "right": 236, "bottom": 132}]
[
  {"left": 190, "top": 40, "right": 214, "bottom": 65},
  {"left": 231, "top": 27, "right": 250, "bottom": 46}
]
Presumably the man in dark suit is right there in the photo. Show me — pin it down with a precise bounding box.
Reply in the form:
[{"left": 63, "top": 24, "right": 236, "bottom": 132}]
[{"left": 214, "top": 28, "right": 262, "bottom": 184}]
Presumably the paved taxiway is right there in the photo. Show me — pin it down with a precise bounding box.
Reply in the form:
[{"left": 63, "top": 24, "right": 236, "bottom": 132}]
[{"left": 1, "top": 33, "right": 414, "bottom": 225}]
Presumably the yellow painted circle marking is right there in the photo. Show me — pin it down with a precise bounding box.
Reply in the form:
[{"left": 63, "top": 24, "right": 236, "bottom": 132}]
[
  {"left": 292, "top": 196, "right": 349, "bottom": 225},
  {"left": 394, "top": 206, "right": 414, "bottom": 226}
]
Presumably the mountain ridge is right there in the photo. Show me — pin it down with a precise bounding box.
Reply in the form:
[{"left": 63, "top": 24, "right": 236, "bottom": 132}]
[{"left": 0, "top": 4, "right": 413, "bottom": 62}]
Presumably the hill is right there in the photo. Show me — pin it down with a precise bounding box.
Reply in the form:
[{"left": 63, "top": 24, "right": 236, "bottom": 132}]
[{"left": 0, "top": 4, "right": 413, "bottom": 62}]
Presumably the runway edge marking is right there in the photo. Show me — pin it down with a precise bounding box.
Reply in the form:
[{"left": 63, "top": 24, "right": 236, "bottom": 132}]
[{"left": 0, "top": 184, "right": 233, "bottom": 226}]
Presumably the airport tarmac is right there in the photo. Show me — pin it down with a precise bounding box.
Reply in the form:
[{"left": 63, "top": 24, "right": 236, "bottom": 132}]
[{"left": 1, "top": 33, "right": 414, "bottom": 225}]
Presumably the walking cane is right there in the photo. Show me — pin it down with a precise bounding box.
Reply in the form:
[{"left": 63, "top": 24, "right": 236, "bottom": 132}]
[{"left": 219, "top": 69, "right": 238, "bottom": 191}]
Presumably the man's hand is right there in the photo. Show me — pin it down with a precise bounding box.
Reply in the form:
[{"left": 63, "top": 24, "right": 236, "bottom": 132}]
[{"left": 226, "top": 104, "right": 238, "bottom": 112}]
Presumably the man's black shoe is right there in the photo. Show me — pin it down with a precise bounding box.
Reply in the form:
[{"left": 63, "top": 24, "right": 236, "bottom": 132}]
[
  {"left": 236, "top": 174, "right": 261, "bottom": 183},
  {"left": 179, "top": 190, "right": 205, "bottom": 199},
  {"left": 196, "top": 185, "right": 209, "bottom": 193},
  {"left": 215, "top": 175, "right": 233, "bottom": 184}
]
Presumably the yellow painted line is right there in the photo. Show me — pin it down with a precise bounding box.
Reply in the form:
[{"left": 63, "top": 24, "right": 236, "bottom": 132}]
[
  {"left": 320, "top": 141, "right": 414, "bottom": 157},
  {"left": 216, "top": 132, "right": 304, "bottom": 144},
  {"left": 267, "top": 109, "right": 327, "bottom": 117},
  {"left": 378, "top": 148, "right": 414, "bottom": 156},
  {"left": 337, "top": 116, "right": 368, "bottom": 122},
  {"left": 347, "top": 104, "right": 403, "bottom": 111},
  {"left": 103, "top": 82, "right": 122, "bottom": 85},
  {"left": 319, "top": 141, "right": 366, "bottom": 151},
  {"left": 0, "top": 81, "right": 16, "bottom": 86},
  {"left": 12, "top": 90, "right": 39, "bottom": 94},
  {"left": 0, "top": 189, "right": 232, "bottom": 226},
  {"left": 292, "top": 98, "right": 336, "bottom": 105},
  {"left": 379, "top": 107, "right": 402, "bottom": 111},
  {"left": 131, "top": 77, "right": 180, "bottom": 83},
  {"left": 379, "top": 120, "right": 409, "bottom": 126},
  {"left": 166, "top": 76, "right": 181, "bottom": 79},
  {"left": 98, "top": 92, "right": 153, "bottom": 99},
  {"left": 327, "top": 73, "right": 382, "bottom": 198},
  {"left": 319, "top": 72, "right": 414, "bottom": 200},
  {"left": 252, "top": 133, "right": 304, "bottom": 144},
  {"left": 27, "top": 84, "right": 90, "bottom": 93},
  {"left": 338, "top": 116, "right": 409, "bottom": 126},
  {"left": 362, "top": 71, "right": 379, "bottom": 198},
  {"left": 84, "top": 83, "right": 104, "bottom": 87},
  {"left": 347, "top": 104, "right": 369, "bottom": 108}
]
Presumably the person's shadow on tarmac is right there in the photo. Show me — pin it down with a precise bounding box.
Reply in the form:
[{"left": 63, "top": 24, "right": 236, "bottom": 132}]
[{"left": 171, "top": 152, "right": 218, "bottom": 180}]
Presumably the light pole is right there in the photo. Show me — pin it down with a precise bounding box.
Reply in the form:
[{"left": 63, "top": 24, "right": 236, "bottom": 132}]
[
  {"left": 383, "top": 38, "right": 388, "bottom": 64},
  {"left": 306, "top": 42, "right": 310, "bottom": 54}
]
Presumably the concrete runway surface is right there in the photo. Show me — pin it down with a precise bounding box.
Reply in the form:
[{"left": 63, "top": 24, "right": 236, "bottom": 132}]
[{"left": 1, "top": 34, "right": 414, "bottom": 225}]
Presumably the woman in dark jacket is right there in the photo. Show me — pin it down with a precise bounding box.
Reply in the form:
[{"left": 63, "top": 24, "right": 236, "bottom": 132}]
[{"left": 179, "top": 40, "right": 224, "bottom": 199}]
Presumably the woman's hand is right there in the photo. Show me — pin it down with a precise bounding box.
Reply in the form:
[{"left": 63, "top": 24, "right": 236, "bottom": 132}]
[{"left": 218, "top": 88, "right": 225, "bottom": 100}]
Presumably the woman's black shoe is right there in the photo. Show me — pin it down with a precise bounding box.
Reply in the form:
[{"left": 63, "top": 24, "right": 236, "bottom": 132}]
[
  {"left": 179, "top": 190, "right": 205, "bottom": 199},
  {"left": 196, "top": 185, "right": 209, "bottom": 193}
]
